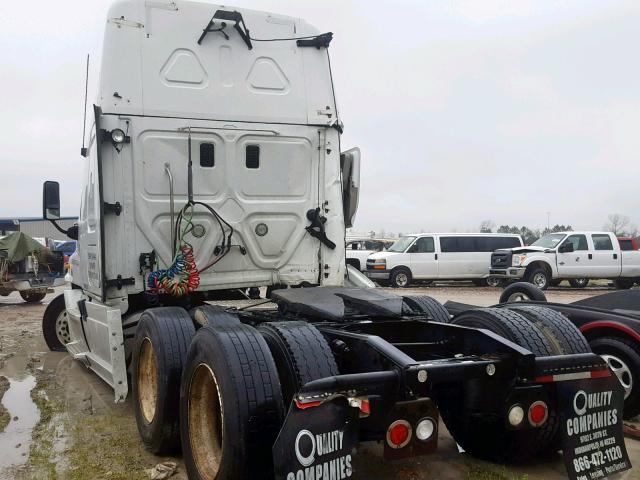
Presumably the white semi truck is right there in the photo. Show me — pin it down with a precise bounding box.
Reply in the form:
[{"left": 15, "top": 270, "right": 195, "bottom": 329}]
[{"left": 40, "top": 2, "right": 630, "bottom": 479}]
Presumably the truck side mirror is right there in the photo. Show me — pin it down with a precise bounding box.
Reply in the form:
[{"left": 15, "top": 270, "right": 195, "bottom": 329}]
[
  {"left": 340, "top": 148, "right": 361, "bottom": 228},
  {"left": 558, "top": 243, "right": 574, "bottom": 253},
  {"left": 43, "top": 181, "right": 61, "bottom": 220}
]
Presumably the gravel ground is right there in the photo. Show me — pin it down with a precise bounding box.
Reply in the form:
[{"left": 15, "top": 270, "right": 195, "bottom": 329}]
[{"left": 0, "top": 285, "right": 638, "bottom": 480}]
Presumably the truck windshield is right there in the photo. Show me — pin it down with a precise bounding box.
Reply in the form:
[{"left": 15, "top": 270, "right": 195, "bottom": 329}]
[
  {"left": 387, "top": 236, "right": 416, "bottom": 253},
  {"left": 531, "top": 233, "right": 566, "bottom": 249}
]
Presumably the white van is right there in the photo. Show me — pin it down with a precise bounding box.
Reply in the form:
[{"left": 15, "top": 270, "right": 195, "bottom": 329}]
[{"left": 366, "top": 233, "right": 523, "bottom": 288}]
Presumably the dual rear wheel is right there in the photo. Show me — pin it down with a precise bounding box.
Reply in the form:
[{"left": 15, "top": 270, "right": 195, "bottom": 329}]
[
  {"left": 440, "top": 305, "right": 591, "bottom": 463},
  {"left": 131, "top": 306, "right": 338, "bottom": 480}
]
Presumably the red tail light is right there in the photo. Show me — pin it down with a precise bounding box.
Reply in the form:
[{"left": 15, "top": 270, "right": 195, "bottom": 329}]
[
  {"left": 386, "top": 420, "right": 412, "bottom": 449},
  {"left": 528, "top": 401, "right": 548, "bottom": 427}
]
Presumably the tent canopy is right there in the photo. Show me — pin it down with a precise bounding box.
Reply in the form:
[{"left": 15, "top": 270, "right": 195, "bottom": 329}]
[{"left": 0, "top": 232, "right": 44, "bottom": 263}]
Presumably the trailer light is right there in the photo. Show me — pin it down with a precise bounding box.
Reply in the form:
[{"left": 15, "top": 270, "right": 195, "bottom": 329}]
[
  {"left": 507, "top": 405, "right": 525, "bottom": 427},
  {"left": 415, "top": 417, "right": 435, "bottom": 441},
  {"left": 528, "top": 401, "right": 548, "bottom": 427},
  {"left": 386, "top": 420, "right": 412, "bottom": 449}
]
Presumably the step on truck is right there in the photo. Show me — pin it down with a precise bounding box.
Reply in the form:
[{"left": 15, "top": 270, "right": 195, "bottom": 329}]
[{"left": 40, "top": 1, "right": 631, "bottom": 479}]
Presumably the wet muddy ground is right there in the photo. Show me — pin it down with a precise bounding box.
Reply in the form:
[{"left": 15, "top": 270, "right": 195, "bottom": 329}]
[{"left": 0, "top": 285, "right": 638, "bottom": 479}]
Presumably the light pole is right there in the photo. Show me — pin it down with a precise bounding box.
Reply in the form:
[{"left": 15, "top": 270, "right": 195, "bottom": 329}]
[{"left": 546, "top": 212, "right": 550, "bottom": 232}]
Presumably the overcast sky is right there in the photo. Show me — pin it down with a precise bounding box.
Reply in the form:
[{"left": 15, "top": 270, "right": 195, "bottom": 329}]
[{"left": 2, "top": 0, "right": 639, "bottom": 235}]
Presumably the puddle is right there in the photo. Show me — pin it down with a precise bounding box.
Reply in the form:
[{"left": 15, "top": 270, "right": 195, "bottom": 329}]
[{"left": 0, "top": 375, "right": 39, "bottom": 477}]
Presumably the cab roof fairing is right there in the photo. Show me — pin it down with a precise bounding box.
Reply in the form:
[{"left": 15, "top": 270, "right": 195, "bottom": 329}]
[{"left": 97, "top": 0, "right": 336, "bottom": 126}]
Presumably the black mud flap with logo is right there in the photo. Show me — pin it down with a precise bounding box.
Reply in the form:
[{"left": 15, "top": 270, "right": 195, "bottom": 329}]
[
  {"left": 273, "top": 398, "right": 360, "bottom": 480},
  {"left": 558, "top": 375, "right": 631, "bottom": 480}
]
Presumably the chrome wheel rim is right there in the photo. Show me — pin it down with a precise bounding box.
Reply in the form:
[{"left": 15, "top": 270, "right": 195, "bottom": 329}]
[
  {"left": 486, "top": 277, "right": 500, "bottom": 287},
  {"left": 575, "top": 279, "right": 587, "bottom": 287},
  {"left": 601, "top": 354, "right": 633, "bottom": 399},
  {"left": 189, "top": 363, "right": 224, "bottom": 480},
  {"left": 56, "top": 310, "right": 71, "bottom": 345},
  {"left": 395, "top": 273, "right": 408, "bottom": 287},
  {"left": 532, "top": 273, "right": 547, "bottom": 288},
  {"left": 508, "top": 292, "right": 530, "bottom": 302}
]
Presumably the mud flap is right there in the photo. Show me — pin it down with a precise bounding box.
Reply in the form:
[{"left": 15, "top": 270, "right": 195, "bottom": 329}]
[
  {"left": 273, "top": 398, "right": 359, "bottom": 480},
  {"left": 557, "top": 375, "right": 631, "bottom": 479},
  {"left": 63, "top": 289, "right": 128, "bottom": 402}
]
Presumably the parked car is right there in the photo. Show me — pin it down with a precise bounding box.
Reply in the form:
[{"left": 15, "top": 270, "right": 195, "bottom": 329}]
[
  {"left": 445, "top": 283, "right": 640, "bottom": 419},
  {"left": 366, "top": 233, "right": 523, "bottom": 288},
  {"left": 490, "top": 231, "right": 640, "bottom": 290},
  {"left": 345, "top": 237, "right": 393, "bottom": 271}
]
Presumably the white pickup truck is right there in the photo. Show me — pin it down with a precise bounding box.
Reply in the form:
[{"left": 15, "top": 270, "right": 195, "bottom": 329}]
[{"left": 490, "top": 231, "right": 640, "bottom": 290}]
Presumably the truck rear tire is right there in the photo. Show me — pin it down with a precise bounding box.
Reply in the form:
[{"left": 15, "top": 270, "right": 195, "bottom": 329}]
[
  {"left": 613, "top": 278, "right": 635, "bottom": 290},
  {"left": 190, "top": 304, "right": 241, "bottom": 329},
  {"left": 402, "top": 295, "right": 450, "bottom": 323},
  {"left": 258, "top": 321, "right": 339, "bottom": 404},
  {"left": 442, "top": 308, "right": 558, "bottom": 462},
  {"left": 504, "top": 305, "right": 591, "bottom": 355},
  {"left": 42, "top": 294, "right": 70, "bottom": 352},
  {"left": 20, "top": 290, "right": 46, "bottom": 303},
  {"left": 389, "top": 267, "right": 411, "bottom": 288},
  {"left": 132, "top": 307, "right": 196, "bottom": 454},
  {"left": 180, "top": 323, "right": 284, "bottom": 480},
  {"left": 499, "top": 282, "right": 547, "bottom": 303},
  {"left": 568, "top": 278, "right": 589, "bottom": 289},
  {"left": 590, "top": 337, "right": 640, "bottom": 419}
]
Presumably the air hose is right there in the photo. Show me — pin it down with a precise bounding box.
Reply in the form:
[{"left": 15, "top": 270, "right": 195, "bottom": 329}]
[{"left": 147, "top": 204, "right": 200, "bottom": 296}]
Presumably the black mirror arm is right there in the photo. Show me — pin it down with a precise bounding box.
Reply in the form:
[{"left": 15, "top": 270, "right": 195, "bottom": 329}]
[{"left": 47, "top": 219, "right": 79, "bottom": 240}]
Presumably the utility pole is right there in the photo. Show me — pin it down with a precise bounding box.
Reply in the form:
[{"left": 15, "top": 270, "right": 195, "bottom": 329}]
[{"left": 546, "top": 212, "right": 550, "bottom": 231}]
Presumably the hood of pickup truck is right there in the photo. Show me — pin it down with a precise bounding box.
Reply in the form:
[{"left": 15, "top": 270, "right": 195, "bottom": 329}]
[{"left": 499, "top": 246, "right": 549, "bottom": 254}]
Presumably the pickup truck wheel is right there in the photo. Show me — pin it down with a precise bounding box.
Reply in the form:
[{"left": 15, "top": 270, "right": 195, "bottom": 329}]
[
  {"left": 258, "top": 321, "right": 339, "bottom": 404},
  {"left": 20, "top": 290, "right": 46, "bottom": 303},
  {"left": 613, "top": 278, "right": 635, "bottom": 290},
  {"left": 504, "top": 305, "right": 591, "bottom": 355},
  {"left": 390, "top": 268, "right": 411, "bottom": 288},
  {"left": 132, "top": 307, "right": 196, "bottom": 454},
  {"left": 499, "top": 282, "right": 547, "bottom": 303},
  {"left": 442, "top": 308, "right": 558, "bottom": 462},
  {"left": 568, "top": 278, "right": 589, "bottom": 289},
  {"left": 590, "top": 337, "right": 640, "bottom": 419},
  {"left": 486, "top": 277, "right": 503, "bottom": 287},
  {"left": 402, "top": 295, "right": 450, "bottom": 323},
  {"left": 42, "top": 294, "right": 70, "bottom": 352},
  {"left": 180, "top": 323, "right": 284, "bottom": 480},
  {"left": 526, "top": 268, "right": 550, "bottom": 290}
]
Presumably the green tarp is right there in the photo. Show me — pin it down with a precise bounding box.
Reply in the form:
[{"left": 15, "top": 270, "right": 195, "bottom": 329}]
[{"left": 0, "top": 232, "right": 44, "bottom": 263}]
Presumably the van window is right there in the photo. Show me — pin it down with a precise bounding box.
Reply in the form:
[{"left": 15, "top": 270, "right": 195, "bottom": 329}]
[
  {"left": 476, "top": 236, "right": 521, "bottom": 252},
  {"left": 388, "top": 236, "right": 416, "bottom": 253},
  {"left": 592, "top": 234, "right": 613, "bottom": 251},
  {"left": 563, "top": 234, "right": 588, "bottom": 251},
  {"left": 440, "top": 236, "right": 475, "bottom": 252},
  {"left": 410, "top": 237, "right": 434, "bottom": 253}
]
